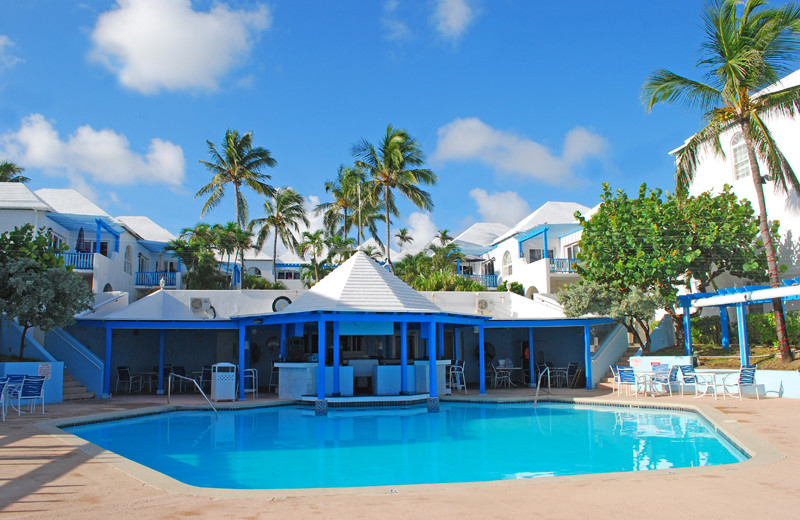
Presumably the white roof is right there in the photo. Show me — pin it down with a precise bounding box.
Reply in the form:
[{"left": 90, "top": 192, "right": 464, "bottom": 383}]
[
  {"left": 115, "top": 216, "right": 175, "bottom": 242},
  {"left": 454, "top": 222, "right": 509, "bottom": 247},
  {"left": 35, "top": 188, "right": 109, "bottom": 216},
  {"left": 278, "top": 250, "right": 304, "bottom": 264},
  {"left": 493, "top": 201, "right": 591, "bottom": 244},
  {"left": 284, "top": 251, "right": 441, "bottom": 314},
  {"left": 422, "top": 291, "right": 569, "bottom": 320},
  {"left": 0, "top": 183, "right": 52, "bottom": 210}
]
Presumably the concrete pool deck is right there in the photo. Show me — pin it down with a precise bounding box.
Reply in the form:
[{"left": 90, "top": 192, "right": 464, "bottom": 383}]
[{"left": 1, "top": 386, "right": 798, "bottom": 519}]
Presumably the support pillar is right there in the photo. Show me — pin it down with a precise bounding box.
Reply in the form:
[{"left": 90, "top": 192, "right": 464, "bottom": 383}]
[
  {"left": 332, "top": 321, "right": 340, "bottom": 396},
  {"left": 103, "top": 325, "right": 112, "bottom": 397},
  {"left": 736, "top": 303, "right": 750, "bottom": 366},
  {"left": 237, "top": 324, "right": 246, "bottom": 400},
  {"left": 317, "top": 320, "right": 326, "bottom": 401},
  {"left": 583, "top": 325, "right": 593, "bottom": 390},
  {"left": 400, "top": 321, "right": 408, "bottom": 395},
  {"left": 478, "top": 325, "right": 486, "bottom": 395},
  {"left": 528, "top": 327, "right": 535, "bottom": 388},
  {"left": 720, "top": 306, "right": 730, "bottom": 350},
  {"left": 682, "top": 302, "right": 693, "bottom": 357},
  {"left": 157, "top": 329, "right": 165, "bottom": 395}
]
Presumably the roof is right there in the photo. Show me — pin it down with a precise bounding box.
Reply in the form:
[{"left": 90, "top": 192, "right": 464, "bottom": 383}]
[
  {"left": 0, "top": 183, "right": 52, "bottom": 211},
  {"left": 34, "top": 189, "right": 109, "bottom": 216},
  {"left": 492, "top": 201, "right": 591, "bottom": 245},
  {"left": 422, "top": 291, "right": 569, "bottom": 320},
  {"left": 115, "top": 216, "right": 175, "bottom": 242},
  {"left": 283, "top": 251, "right": 442, "bottom": 314},
  {"left": 454, "top": 222, "right": 509, "bottom": 247}
]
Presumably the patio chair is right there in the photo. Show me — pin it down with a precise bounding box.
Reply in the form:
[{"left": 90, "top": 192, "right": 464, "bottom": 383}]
[
  {"left": 244, "top": 368, "right": 258, "bottom": 398},
  {"left": 535, "top": 363, "right": 549, "bottom": 387},
  {"left": 609, "top": 365, "right": 620, "bottom": 394},
  {"left": 195, "top": 365, "right": 212, "bottom": 392},
  {"left": 171, "top": 365, "right": 190, "bottom": 392},
  {"left": 448, "top": 361, "right": 466, "bottom": 392},
  {"left": 678, "top": 365, "right": 716, "bottom": 398},
  {"left": 652, "top": 365, "right": 679, "bottom": 396},
  {"left": 0, "top": 378, "right": 7, "bottom": 422},
  {"left": 616, "top": 367, "right": 642, "bottom": 397},
  {"left": 116, "top": 366, "right": 143, "bottom": 394},
  {"left": 268, "top": 364, "right": 279, "bottom": 393},
  {"left": 491, "top": 361, "right": 511, "bottom": 388},
  {"left": 723, "top": 366, "right": 760, "bottom": 400},
  {"left": 11, "top": 376, "right": 46, "bottom": 415},
  {"left": 565, "top": 362, "right": 580, "bottom": 387}
]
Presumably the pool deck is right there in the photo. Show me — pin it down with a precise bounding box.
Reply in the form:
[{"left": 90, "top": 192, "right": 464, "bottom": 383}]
[{"left": 2, "top": 385, "right": 798, "bottom": 519}]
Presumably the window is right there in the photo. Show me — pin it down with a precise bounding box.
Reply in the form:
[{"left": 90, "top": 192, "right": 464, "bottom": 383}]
[
  {"left": 528, "top": 249, "right": 554, "bottom": 262},
  {"left": 565, "top": 243, "right": 580, "bottom": 259},
  {"left": 138, "top": 253, "right": 149, "bottom": 272},
  {"left": 86, "top": 241, "right": 109, "bottom": 257},
  {"left": 278, "top": 270, "right": 301, "bottom": 280},
  {"left": 731, "top": 133, "right": 751, "bottom": 181},
  {"left": 124, "top": 246, "right": 132, "bottom": 274},
  {"left": 502, "top": 251, "right": 512, "bottom": 277}
]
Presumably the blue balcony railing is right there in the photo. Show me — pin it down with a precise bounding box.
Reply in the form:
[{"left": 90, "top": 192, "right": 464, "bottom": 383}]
[
  {"left": 549, "top": 257, "right": 579, "bottom": 273},
  {"left": 136, "top": 271, "right": 177, "bottom": 287},
  {"left": 460, "top": 274, "right": 499, "bottom": 288},
  {"left": 60, "top": 252, "right": 94, "bottom": 270}
]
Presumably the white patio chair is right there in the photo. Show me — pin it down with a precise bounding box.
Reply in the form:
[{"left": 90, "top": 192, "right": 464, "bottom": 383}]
[
  {"left": 723, "top": 366, "right": 760, "bottom": 400},
  {"left": 244, "top": 368, "right": 258, "bottom": 398}
]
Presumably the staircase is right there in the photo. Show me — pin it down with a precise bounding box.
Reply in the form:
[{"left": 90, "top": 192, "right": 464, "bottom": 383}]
[
  {"left": 597, "top": 345, "right": 640, "bottom": 389},
  {"left": 62, "top": 371, "right": 94, "bottom": 401}
]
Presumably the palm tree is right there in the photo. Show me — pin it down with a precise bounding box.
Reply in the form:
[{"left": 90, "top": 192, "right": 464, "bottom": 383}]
[
  {"left": 355, "top": 198, "right": 387, "bottom": 247},
  {"left": 212, "top": 222, "right": 238, "bottom": 286},
  {"left": 249, "top": 187, "right": 309, "bottom": 281},
  {"left": 435, "top": 228, "right": 453, "bottom": 246},
  {"left": 297, "top": 230, "right": 327, "bottom": 284},
  {"left": 232, "top": 225, "right": 253, "bottom": 285},
  {"left": 642, "top": 0, "right": 800, "bottom": 361},
  {"left": 316, "top": 165, "right": 365, "bottom": 240},
  {"left": 352, "top": 124, "right": 437, "bottom": 273},
  {"left": 325, "top": 233, "right": 356, "bottom": 265},
  {"left": 395, "top": 228, "right": 414, "bottom": 249},
  {"left": 196, "top": 129, "right": 277, "bottom": 274},
  {"left": 0, "top": 161, "right": 29, "bottom": 183}
]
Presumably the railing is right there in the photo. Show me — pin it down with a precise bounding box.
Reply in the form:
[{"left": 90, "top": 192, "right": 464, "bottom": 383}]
[
  {"left": 167, "top": 373, "right": 218, "bottom": 418},
  {"left": 46, "top": 327, "right": 104, "bottom": 397},
  {"left": 459, "top": 274, "right": 499, "bottom": 287},
  {"left": 548, "top": 257, "right": 579, "bottom": 273},
  {"left": 533, "top": 367, "right": 551, "bottom": 407},
  {"left": 60, "top": 252, "right": 94, "bottom": 270},
  {"left": 135, "top": 271, "right": 177, "bottom": 287}
]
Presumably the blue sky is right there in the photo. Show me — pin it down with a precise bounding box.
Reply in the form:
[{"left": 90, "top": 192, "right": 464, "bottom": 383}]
[{"left": 1, "top": 0, "right": 785, "bottom": 250}]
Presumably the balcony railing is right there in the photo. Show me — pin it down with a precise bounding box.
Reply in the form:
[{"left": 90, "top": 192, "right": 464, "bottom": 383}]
[
  {"left": 60, "top": 252, "right": 94, "bottom": 270},
  {"left": 136, "top": 271, "right": 177, "bottom": 287},
  {"left": 460, "top": 274, "right": 499, "bottom": 288},
  {"left": 548, "top": 257, "right": 580, "bottom": 273}
]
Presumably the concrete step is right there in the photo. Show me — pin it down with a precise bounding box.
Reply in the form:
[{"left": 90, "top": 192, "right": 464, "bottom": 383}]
[
  {"left": 63, "top": 391, "right": 95, "bottom": 400},
  {"left": 62, "top": 370, "right": 94, "bottom": 400}
]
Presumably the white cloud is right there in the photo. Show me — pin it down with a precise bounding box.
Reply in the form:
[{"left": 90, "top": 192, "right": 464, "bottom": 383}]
[
  {"left": 432, "top": 117, "right": 609, "bottom": 185},
  {"left": 381, "top": 0, "right": 411, "bottom": 41},
  {"left": 1, "top": 113, "right": 186, "bottom": 187},
  {"left": 0, "top": 35, "right": 22, "bottom": 70},
  {"left": 89, "top": 0, "right": 271, "bottom": 94},
  {"left": 469, "top": 188, "right": 531, "bottom": 226},
  {"left": 432, "top": 0, "right": 476, "bottom": 42},
  {"left": 406, "top": 212, "right": 438, "bottom": 248}
]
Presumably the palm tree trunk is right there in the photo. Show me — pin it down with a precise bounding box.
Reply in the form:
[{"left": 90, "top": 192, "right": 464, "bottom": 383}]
[
  {"left": 742, "top": 120, "right": 792, "bottom": 361},
  {"left": 273, "top": 231, "right": 278, "bottom": 282},
  {"left": 385, "top": 184, "right": 394, "bottom": 273},
  {"left": 343, "top": 208, "right": 348, "bottom": 241}
]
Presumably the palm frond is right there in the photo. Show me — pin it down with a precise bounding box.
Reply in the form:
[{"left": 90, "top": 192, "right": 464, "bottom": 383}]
[{"left": 642, "top": 70, "right": 721, "bottom": 113}]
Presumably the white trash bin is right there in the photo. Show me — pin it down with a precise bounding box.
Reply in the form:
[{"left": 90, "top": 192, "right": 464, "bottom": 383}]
[{"left": 211, "top": 362, "right": 237, "bottom": 401}]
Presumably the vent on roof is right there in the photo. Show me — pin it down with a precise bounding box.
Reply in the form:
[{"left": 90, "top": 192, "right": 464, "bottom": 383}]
[
  {"left": 190, "top": 297, "right": 212, "bottom": 313},
  {"left": 475, "top": 298, "right": 494, "bottom": 315}
]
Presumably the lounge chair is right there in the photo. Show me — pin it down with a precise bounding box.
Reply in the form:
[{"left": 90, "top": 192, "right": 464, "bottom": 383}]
[
  {"left": 11, "top": 376, "right": 46, "bottom": 415},
  {"left": 652, "top": 365, "right": 679, "bottom": 396},
  {"left": 616, "top": 367, "right": 643, "bottom": 397},
  {"left": 678, "top": 365, "right": 716, "bottom": 398},
  {"left": 116, "top": 366, "right": 143, "bottom": 394},
  {"left": 244, "top": 368, "right": 258, "bottom": 398},
  {"left": 723, "top": 366, "right": 760, "bottom": 400}
]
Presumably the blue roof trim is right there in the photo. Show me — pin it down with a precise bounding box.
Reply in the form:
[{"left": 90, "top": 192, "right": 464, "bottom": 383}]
[
  {"left": 47, "top": 213, "right": 125, "bottom": 234},
  {"left": 486, "top": 317, "right": 613, "bottom": 328},
  {"left": 516, "top": 225, "right": 549, "bottom": 244}
]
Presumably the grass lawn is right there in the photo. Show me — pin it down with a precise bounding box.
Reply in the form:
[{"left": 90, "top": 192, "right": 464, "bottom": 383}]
[{"left": 649, "top": 344, "right": 800, "bottom": 371}]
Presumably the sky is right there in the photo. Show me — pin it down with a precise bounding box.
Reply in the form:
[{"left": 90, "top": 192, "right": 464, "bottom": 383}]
[{"left": 1, "top": 0, "right": 792, "bottom": 252}]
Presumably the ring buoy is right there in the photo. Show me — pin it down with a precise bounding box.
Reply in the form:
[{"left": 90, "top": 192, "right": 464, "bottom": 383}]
[
  {"left": 474, "top": 342, "right": 496, "bottom": 362},
  {"left": 272, "top": 296, "right": 291, "bottom": 312}
]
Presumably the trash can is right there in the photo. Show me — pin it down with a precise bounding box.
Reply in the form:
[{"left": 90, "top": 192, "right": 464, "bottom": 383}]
[{"left": 211, "top": 362, "right": 237, "bottom": 401}]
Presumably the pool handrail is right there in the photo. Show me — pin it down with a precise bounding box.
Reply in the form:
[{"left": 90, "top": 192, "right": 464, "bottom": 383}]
[
  {"left": 167, "top": 373, "right": 218, "bottom": 418},
  {"left": 533, "top": 366, "right": 551, "bottom": 407}
]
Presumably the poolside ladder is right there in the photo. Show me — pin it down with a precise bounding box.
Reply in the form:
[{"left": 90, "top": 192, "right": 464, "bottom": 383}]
[
  {"left": 167, "top": 373, "right": 218, "bottom": 418},
  {"left": 532, "top": 367, "right": 551, "bottom": 408}
]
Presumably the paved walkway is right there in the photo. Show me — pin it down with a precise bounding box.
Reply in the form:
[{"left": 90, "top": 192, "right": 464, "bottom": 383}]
[{"left": 1, "top": 387, "right": 798, "bottom": 519}]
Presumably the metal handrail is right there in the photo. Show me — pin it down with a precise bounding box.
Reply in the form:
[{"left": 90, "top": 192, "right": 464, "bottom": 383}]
[
  {"left": 167, "top": 373, "right": 218, "bottom": 417},
  {"left": 51, "top": 328, "right": 103, "bottom": 370},
  {"left": 533, "top": 367, "right": 551, "bottom": 407}
]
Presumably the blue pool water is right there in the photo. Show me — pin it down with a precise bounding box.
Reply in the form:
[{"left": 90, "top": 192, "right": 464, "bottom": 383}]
[{"left": 65, "top": 403, "right": 747, "bottom": 489}]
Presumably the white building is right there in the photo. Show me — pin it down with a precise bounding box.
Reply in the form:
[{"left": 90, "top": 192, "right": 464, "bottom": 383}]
[{"left": 0, "top": 183, "right": 180, "bottom": 301}]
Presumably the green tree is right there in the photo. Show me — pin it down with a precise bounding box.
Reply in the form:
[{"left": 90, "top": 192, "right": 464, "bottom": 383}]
[
  {"left": 316, "top": 165, "right": 365, "bottom": 240},
  {"left": 167, "top": 223, "right": 226, "bottom": 289},
  {"left": 325, "top": 234, "right": 356, "bottom": 265},
  {"left": 395, "top": 227, "right": 414, "bottom": 248},
  {"left": 352, "top": 124, "right": 437, "bottom": 273},
  {"left": 297, "top": 230, "right": 326, "bottom": 284},
  {"left": 250, "top": 187, "right": 309, "bottom": 281},
  {"left": 435, "top": 228, "right": 453, "bottom": 246},
  {"left": 642, "top": 0, "right": 800, "bottom": 361},
  {"left": 0, "top": 224, "right": 66, "bottom": 268},
  {"left": 0, "top": 257, "right": 93, "bottom": 359},
  {"left": 0, "top": 161, "right": 30, "bottom": 183}
]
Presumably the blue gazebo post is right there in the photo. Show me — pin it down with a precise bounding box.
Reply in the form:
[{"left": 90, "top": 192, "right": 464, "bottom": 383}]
[
  {"left": 478, "top": 325, "right": 486, "bottom": 395},
  {"left": 682, "top": 301, "right": 693, "bottom": 356},
  {"left": 736, "top": 303, "right": 750, "bottom": 366},
  {"left": 279, "top": 323, "right": 287, "bottom": 360},
  {"left": 157, "top": 329, "right": 165, "bottom": 395},
  {"left": 720, "top": 306, "right": 730, "bottom": 349},
  {"left": 528, "top": 327, "right": 535, "bottom": 387},
  {"left": 332, "top": 321, "right": 340, "bottom": 396},
  {"left": 583, "top": 325, "right": 593, "bottom": 390},
  {"left": 237, "top": 324, "right": 246, "bottom": 400},
  {"left": 104, "top": 325, "right": 112, "bottom": 397},
  {"left": 400, "top": 321, "right": 408, "bottom": 394},
  {"left": 428, "top": 321, "right": 438, "bottom": 412},
  {"left": 317, "top": 320, "right": 326, "bottom": 401}
]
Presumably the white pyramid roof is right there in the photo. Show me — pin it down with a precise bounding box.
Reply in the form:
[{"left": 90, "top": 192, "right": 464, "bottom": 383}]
[{"left": 284, "top": 251, "right": 441, "bottom": 314}]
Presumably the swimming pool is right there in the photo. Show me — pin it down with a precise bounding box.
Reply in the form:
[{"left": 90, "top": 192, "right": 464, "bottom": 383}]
[{"left": 64, "top": 402, "right": 747, "bottom": 489}]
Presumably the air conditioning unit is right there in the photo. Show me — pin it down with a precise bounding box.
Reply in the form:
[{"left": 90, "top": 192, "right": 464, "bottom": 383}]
[
  {"left": 190, "top": 297, "right": 212, "bottom": 313},
  {"left": 475, "top": 298, "right": 494, "bottom": 315}
]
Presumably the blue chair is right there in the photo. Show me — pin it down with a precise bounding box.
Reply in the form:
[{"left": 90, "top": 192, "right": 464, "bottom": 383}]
[
  {"left": 723, "top": 366, "right": 760, "bottom": 400},
  {"left": 0, "top": 378, "right": 7, "bottom": 422},
  {"left": 652, "top": 365, "right": 679, "bottom": 396},
  {"left": 616, "top": 367, "right": 642, "bottom": 397},
  {"left": 11, "top": 376, "right": 46, "bottom": 415},
  {"left": 678, "top": 365, "right": 716, "bottom": 398}
]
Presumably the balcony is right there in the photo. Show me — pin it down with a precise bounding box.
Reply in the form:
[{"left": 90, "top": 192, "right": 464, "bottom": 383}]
[
  {"left": 460, "top": 273, "right": 499, "bottom": 288},
  {"left": 60, "top": 252, "right": 94, "bottom": 270},
  {"left": 548, "top": 257, "right": 580, "bottom": 274},
  {"left": 136, "top": 271, "right": 177, "bottom": 288}
]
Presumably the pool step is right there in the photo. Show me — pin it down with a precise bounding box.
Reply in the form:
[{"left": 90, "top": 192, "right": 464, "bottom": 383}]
[{"left": 63, "top": 372, "right": 95, "bottom": 401}]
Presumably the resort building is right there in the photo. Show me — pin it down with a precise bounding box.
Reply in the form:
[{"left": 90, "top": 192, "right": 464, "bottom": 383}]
[{"left": 0, "top": 183, "right": 181, "bottom": 301}]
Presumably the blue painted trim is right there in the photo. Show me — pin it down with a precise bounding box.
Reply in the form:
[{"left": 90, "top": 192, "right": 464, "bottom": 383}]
[
  {"left": 238, "top": 324, "right": 246, "bottom": 400},
  {"left": 682, "top": 303, "right": 692, "bottom": 356},
  {"left": 400, "top": 321, "right": 408, "bottom": 394},
  {"left": 528, "top": 328, "right": 535, "bottom": 388},
  {"left": 485, "top": 318, "right": 613, "bottom": 328},
  {"left": 317, "top": 320, "right": 326, "bottom": 400},
  {"left": 332, "top": 321, "right": 340, "bottom": 395},
  {"left": 515, "top": 225, "right": 549, "bottom": 244},
  {"left": 95, "top": 217, "right": 121, "bottom": 253},
  {"left": 583, "top": 325, "right": 592, "bottom": 390},
  {"left": 720, "top": 306, "right": 730, "bottom": 349},
  {"left": 736, "top": 303, "right": 749, "bottom": 366},
  {"left": 428, "top": 321, "right": 437, "bottom": 398},
  {"left": 478, "top": 325, "right": 486, "bottom": 395}
]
